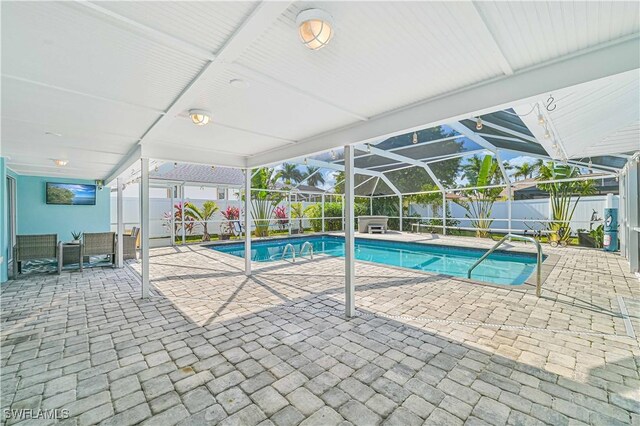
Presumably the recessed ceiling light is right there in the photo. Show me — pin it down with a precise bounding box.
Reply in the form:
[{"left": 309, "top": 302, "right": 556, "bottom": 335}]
[
  {"left": 45, "top": 131, "right": 62, "bottom": 137},
  {"left": 229, "top": 79, "right": 249, "bottom": 89},
  {"left": 189, "top": 109, "right": 212, "bottom": 126},
  {"left": 296, "top": 9, "right": 334, "bottom": 50},
  {"left": 53, "top": 159, "right": 68, "bottom": 167}
]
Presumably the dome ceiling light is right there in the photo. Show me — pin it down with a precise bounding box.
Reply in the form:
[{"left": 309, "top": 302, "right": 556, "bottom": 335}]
[
  {"left": 189, "top": 109, "right": 212, "bottom": 126},
  {"left": 53, "top": 159, "right": 68, "bottom": 167},
  {"left": 296, "top": 9, "right": 334, "bottom": 50}
]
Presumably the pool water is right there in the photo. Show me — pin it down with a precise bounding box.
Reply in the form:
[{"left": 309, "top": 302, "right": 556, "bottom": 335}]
[{"left": 209, "top": 235, "right": 542, "bottom": 286}]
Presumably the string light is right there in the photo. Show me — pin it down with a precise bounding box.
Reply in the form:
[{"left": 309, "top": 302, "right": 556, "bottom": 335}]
[
  {"left": 330, "top": 150, "right": 336, "bottom": 160},
  {"left": 544, "top": 129, "right": 551, "bottom": 139},
  {"left": 304, "top": 158, "right": 308, "bottom": 165},
  {"left": 366, "top": 144, "right": 371, "bottom": 153},
  {"left": 537, "top": 114, "right": 545, "bottom": 125},
  {"left": 588, "top": 158, "right": 593, "bottom": 171},
  {"left": 412, "top": 132, "right": 418, "bottom": 144},
  {"left": 174, "top": 162, "right": 178, "bottom": 168},
  {"left": 475, "top": 118, "right": 483, "bottom": 131}
]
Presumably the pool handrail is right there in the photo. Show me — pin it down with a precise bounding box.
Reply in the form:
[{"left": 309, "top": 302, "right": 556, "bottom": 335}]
[
  {"left": 300, "top": 241, "right": 314, "bottom": 260},
  {"left": 467, "top": 233, "right": 543, "bottom": 297},
  {"left": 282, "top": 243, "right": 295, "bottom": 263}
]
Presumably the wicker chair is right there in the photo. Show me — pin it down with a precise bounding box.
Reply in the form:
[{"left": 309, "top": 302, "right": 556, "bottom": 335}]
[
  {"left": 122, "top": 227, "right": 139, "bottom": 260},
  {"left": 81, "top": 232, "right": 116, "bottom": 271},
  {"left": 13, "top": 234, "right": 58, "bottom": 277}
]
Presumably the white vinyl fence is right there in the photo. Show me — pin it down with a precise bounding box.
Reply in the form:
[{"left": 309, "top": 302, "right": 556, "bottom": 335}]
[{"left": 408, "top": 195, "right": 618, "bottom": 233}]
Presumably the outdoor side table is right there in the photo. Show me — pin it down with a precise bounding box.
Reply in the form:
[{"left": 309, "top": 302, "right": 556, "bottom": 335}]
[{"left": 58, "top": 242, "right": 82, "bottom": 274}]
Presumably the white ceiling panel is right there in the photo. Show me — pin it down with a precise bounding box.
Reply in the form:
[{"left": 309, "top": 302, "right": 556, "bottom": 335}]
[
  {"left": 188, "top": 68, "right": 359, "bottom": 142},
  {"left": 149, "top": 117, "right": 292, "bottom": 157},
  {"left": 476, "top": 1, "right": 640, "bottom": 71},
  {"left": 1, "top": 1, "right": 206, "bottom": 111},
  {"left": 95, "top": 1, "right": 258, "bottom": 55},
  {"left": 236, "top": 1, "right": 506, "bottom": 119}
]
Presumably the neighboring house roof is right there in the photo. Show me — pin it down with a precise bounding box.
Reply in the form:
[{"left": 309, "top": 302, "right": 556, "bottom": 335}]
[
  {"left": 274, "top": 182, "right": 326, "bottom": 193},
  {"left": 150, "top": 163, "right": 244, "bottom": 186}
]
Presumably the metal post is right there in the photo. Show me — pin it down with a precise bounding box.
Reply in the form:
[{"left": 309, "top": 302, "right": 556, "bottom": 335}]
[
  {"left": 116, "top": 177, "right": 124, "bottom": 268},
  {"left": 244, "top": 169, "right": 252, "bottom": 277},
  {"left": 628, "top": 159, "right": 639, "bottom": 273},
  {"left": 140, "top": 158, "right": 150, "bottom": 298},
  {"left": 507, "top": 185, "right": 513, "bottom": 235},
  {"left": 344, "top": 145, "right": 355, "bottom": 318},
  {"left": 399, "top": 195, "right": 403, "bottom": 232},
  {"left": 369, "top": 196, "right": 373, "bottom": 215},
  {"left": 442, "top": 191, "right": 447, "bottom": 235},
  {"left": 170, "top": 186, "right": 175, "bottom": 246},
  {"left": 288, "top": 192, "right": 292, "bottom": 236},
  {"left": 181, "top": 184, "right": 186, "bottom": 245},
  {"left": 321, "top": 194, "right": 325, "bottom": 232},
  {"left": 341, "top": 195, "right": 345, "bottom": 231}
]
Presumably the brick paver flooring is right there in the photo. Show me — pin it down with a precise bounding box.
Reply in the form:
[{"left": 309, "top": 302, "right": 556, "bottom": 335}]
[{"left": 1, "top": 234, "right": 638, "bottom": 425}]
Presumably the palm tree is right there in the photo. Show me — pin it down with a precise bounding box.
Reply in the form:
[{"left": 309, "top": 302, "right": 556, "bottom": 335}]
[
  {"left": 280, "top": 163, "right": 303, "bottom": 185},
  {"left": 514, "top": 162, "right": 535, "bottom": 181},
  {"left": 462, "top": 155, "right": 503, "bottom": 185},
  {"left": 303, "top": 166, "right": 325, "bottom": 187},
  {"left": 185, "top": 200, "right": 219, "bottom": 241},
  {"left": 460, "top": 155, "right": 502, "bottom": 238}
]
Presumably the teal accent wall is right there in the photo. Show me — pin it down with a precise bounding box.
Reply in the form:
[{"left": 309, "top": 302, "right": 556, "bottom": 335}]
[
  {"left": 1, "top": 158, "right": 7, "bottom": 282},
  {"left": 16, "top": 176, "right": 111, "bottom": 243}
]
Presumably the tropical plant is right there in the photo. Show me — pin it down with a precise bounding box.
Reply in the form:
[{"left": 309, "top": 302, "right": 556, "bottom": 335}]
[
  {"left": 458, "top": 155, "right": 503, "bottom": 238},
  {"left": 537, "top": 162, "right": 596, "bottom": 243},
  {"left": 291, "top": 202, "right": 305, "bottom": 233},
  {"left": 589, "top": 224, "right": 604, "bottom": 248},
  {"left": 163, "top": 202, "right": 195, "bottom": 239},
  {"left": 305, "top": 202, "right": 368, "bottom": 232},
  {"left": 250, "top": 167, "right": 283, "bottom": 237},
  {"left": 303, "top": 166, "right": 325, "bottom": 188},
  {"left": 513, "top": 162, "right": 536, "bottom": 181},
  {"left": 280, "top": 163, "right": 303, "bottom": 186},
  {"left": 71, "top": 231, "right": 82, "bottom": 241},
  {"left": 185, "top": 201, "right": 219, "bottom": 241},
  {"left": 221, "top": 206, "right": 241, "bottom": 237},
  {"left": 274, "top": 205, "right": 289, "bottom": 230}
]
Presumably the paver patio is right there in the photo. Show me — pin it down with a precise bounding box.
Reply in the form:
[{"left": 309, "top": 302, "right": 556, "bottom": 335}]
[{"left": 1, "top": 234, "right": 638, "bottom": 425}]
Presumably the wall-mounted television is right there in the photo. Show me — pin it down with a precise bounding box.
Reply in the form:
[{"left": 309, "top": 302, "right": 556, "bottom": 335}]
[{"left": 46, "top": 182, "right": 97, "bottom": 205}]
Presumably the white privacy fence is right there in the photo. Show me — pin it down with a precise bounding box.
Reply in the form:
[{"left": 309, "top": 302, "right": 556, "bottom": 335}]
[{"left": 408, "top": 195, "right": 618, "bottom": 233}]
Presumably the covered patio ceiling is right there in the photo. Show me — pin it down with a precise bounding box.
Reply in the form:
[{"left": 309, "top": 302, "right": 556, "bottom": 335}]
[{"left": 1, "top": 1, "right": 638, "bottom": 182}]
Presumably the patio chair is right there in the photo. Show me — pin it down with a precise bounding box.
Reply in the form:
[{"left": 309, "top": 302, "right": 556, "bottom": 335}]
[
  {"left": 122, "top": 227, "right": 139, "bottom": 260},
  {"left": 13, "top": 234, "right": 58, "bottom": 277},
  {"left": 81, "top": 232, "right": 116, "bottom": 271}
]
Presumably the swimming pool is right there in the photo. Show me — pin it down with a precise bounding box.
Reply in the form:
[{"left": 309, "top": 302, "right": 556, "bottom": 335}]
[{"left": 209, "top": 235, "right": 542, "bottom": 286}]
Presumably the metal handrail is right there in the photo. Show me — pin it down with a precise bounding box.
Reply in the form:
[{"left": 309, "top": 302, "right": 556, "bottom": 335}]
[
  {"left": 467, "top": 233, "right": 543, "bottom": 297},
  {"left": 282, "top": 243, "right": 295, "bottom": 263},
  {"left": 300, "top": 241, "right": 314, "bottom": 260}
]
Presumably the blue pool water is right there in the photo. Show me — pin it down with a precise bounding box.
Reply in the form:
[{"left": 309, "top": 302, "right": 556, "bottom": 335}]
[{"left": 209, "top": 236, "right": 541, "bottom": 285}]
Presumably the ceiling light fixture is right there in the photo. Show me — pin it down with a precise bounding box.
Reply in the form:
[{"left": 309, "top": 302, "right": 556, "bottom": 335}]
[
  {"left": 412, "top": 132, "right": 418, "bottom": 144},
  {"left": 189, "top": 109, "right": 212, "bottom": 126},
  {"left": 296, "top": 9, "right": 334, "bottom": 50},
  {"left": 53, "top": 159, "right": 68, "bottom": 167},
  {"left": 475, "top": 117, "right": 483, "bottom": 131}
]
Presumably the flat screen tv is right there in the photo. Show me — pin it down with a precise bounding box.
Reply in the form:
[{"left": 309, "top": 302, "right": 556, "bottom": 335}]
[{"left": 46, "top": 182, "right": 97, "bottom": 205}]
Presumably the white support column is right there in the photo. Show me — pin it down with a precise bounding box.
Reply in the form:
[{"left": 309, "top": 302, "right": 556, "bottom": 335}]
[
  {"left": 116, "top": 177, "right": 124, "bottom": 268},
  {"left": 140, "top": 158, "right": 150, "bottom": 299},
  {"left": 181, "top": 184, "right": 186, "bottom": 245},
  {"left": 369, "top": 196, "right": 373, "bottom": 215},
  {"left": 321, "top": 194, "right": 325, "bottom": 232},
  {"left": 442, "top": 191, "right": 447, "bottom": 235},
  {"left": 170, "top": 186, "right": 175, "bottom": 246},
  {"left": 628, "top": 159, "right": 639, "bottom": 273},
  {"left": 344, "top": 145, "right": 356, "bottom": 318},
  {"left": 244, "top": 169, "right": 252, "bottom": 277},
  {"left": 399, "top": 195, "right": 403, "bottom": 232},
  {"left": 507, "top": 186, "right": 513, "bottom": 235}
]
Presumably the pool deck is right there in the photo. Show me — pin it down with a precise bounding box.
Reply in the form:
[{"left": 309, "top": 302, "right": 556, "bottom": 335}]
[{"left": 1, "top": 232, "right": 638, "bottom": 425}]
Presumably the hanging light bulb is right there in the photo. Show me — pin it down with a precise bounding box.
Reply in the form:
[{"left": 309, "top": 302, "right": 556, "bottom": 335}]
[
  {"left": 588, "top": 158, "right": 593, "bottom": 171},
  {"left": 330, "top": 150, "right": 336, "bottom": 160},
  {"left": 537, "top": 114, "right": 545, "bottom": 125},
  {"left": 154, "top": 165, "right": 159, "bottom": 172},
  {"left": 476, "top": 117, "right": 483, "bottom": 131},
  {"left": 304, "top": 158, "right": 308, "bottom": 165},
  {"left": 366, "top": 144, "right": 371, "bottom": 153},
  {"left": 544, "top": 128, "right": 551, "bottom": 139},
  {"left": 174, "top": 162, "right": 178, "bottom": 168},
  {"left": 412, "top": 132, "right": 418, "bottom": 144}
]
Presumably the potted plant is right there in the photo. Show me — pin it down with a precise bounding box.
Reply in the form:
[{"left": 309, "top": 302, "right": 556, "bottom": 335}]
[{"left": 71, "top": 231, "right": 82, "bottom": 244}]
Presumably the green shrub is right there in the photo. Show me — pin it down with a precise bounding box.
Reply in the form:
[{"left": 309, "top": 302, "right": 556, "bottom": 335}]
[{"left": 306, "top": 202, "right": 368, "bottom": 232}]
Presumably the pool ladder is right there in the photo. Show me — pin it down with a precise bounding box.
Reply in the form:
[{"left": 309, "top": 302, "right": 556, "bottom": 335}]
[
  {"left": 281, "top": 241, "right": 314, "bottom": 263},
  {"left": 467, "top": 233, "right": 543, "bottom": 297},
  {"left": 300, "top": 241, "right": 314, "bottom": 260}
]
